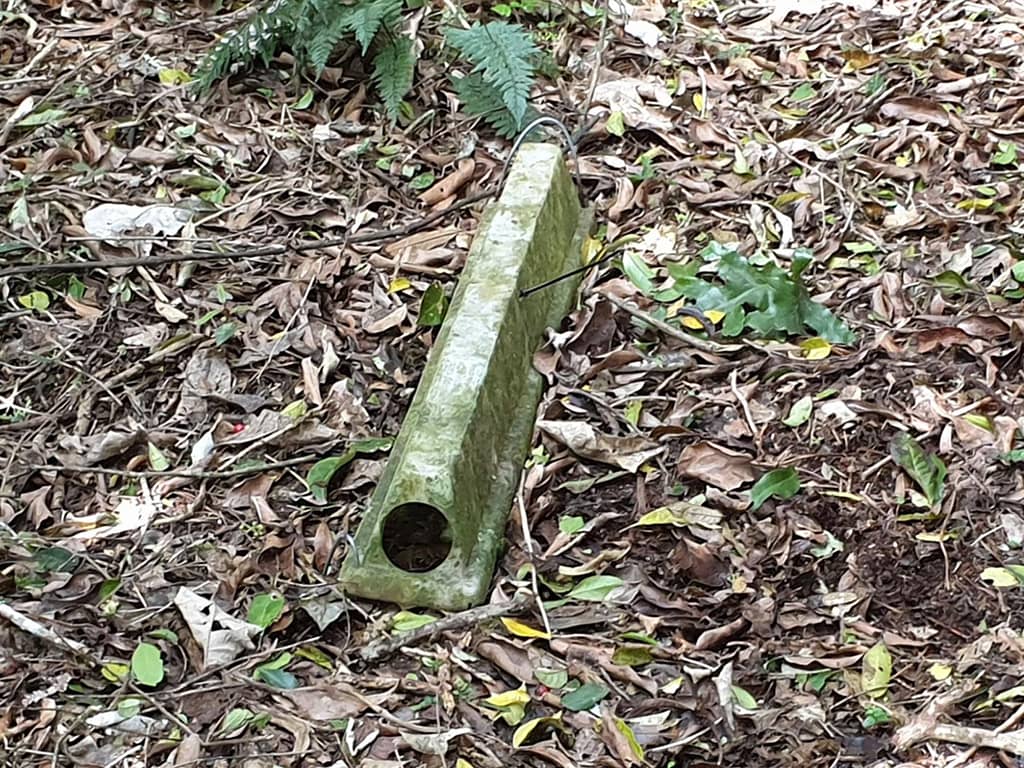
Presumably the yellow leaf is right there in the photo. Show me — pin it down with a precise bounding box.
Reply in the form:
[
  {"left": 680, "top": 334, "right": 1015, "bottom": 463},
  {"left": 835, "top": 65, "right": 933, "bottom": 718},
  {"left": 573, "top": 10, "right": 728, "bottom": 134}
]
[
  {"left": 606, "top": 111, "right": 626, "bottom": 137},
  {"left": 628, "top": 501, "right": 722, "bottom": 530},
  {"left": 692, "top": 92, "right": 705, "bottom": 112},
  {"left": 456, "top": 760, "right": 474, "bottom": 768},
  {"left": 800, "top": 337, "right": 831, "bottom": 360},
  {"left": 614, "top": 718, "right": 645, "bottom": 760},
  {"left": 389, "top": 277, "right": 412, "bottom": 294},
  {"left": 484, "top": 685, "right": 531, "bottom": 709},
  {"left": 158, "top": 68, "right": 192, "bottom": 86},
  {"left": 823, "top": 491, "right": 863, "bottom": 502},
  {"left": 511, "top": 714, "right": 561, "bottom": 748},
  {"left": 861, "top": 642, "right": 892, "bottom": 699},
  {"left": 963, "top": 413, "right": 992, "bottom": 431},
  {"left": 18, "top": 291, "right": 50, "bottom": 311},
  {"left": 928, "top": 663, "right": 952, "bottom": 681},
  {"left": 102, "top": 662, "right": 129, "bottom": 682},
  {"left": 582, "top": 237, "right": 603, "bottom": 264},
  {"left": 501, "top": 617, "right": 550, "bottom": 640}
]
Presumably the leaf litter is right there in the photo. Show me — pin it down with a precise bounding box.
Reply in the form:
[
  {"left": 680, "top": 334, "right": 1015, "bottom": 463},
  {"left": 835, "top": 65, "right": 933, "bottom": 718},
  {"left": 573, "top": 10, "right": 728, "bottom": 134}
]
[{"left": 3, "top": 1, "right": 1024, "bottom": 766}]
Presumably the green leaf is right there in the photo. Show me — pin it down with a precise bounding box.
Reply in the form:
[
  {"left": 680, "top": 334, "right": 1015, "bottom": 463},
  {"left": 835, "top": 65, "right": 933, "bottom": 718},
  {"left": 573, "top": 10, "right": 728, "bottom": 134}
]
[
  {"left": 392, "top": 610, "right": 436, "bottom": 632},
  {"left": 18, "top": 291, "right": 50, "bottom": 311},
  {"left": 561, "top": 682, "right": 609, "bottom": 711},
  {"left": 790, "top": 82, "right": 816, "bottom": 102},
  {"left": 782, "top": 395, "right": 813, "bottom": 427},
  {"left": 621, "top": 251, "right": 656, "bottom": 295},
  {"left": 558, "top": 515, "right": 585, "bottom": 535},
  {"left": 34, "top": 546, "right": 79, "bottom": 573},
  {"left": 148, "top": 628, "right": 179, "bottom": 644},
  {"left": 861, "top": 642, "right": 892, "bottom": 699},
  {"left": 730, "top": 684, "right": 758, "bottom": 710},
  {"left": 980, "top": 565, "right": 1024, "bottom": 588},
  {"left": 534, "top": 667, "right": 568, "bottom": 689},
  {"left": 606, "top": 111, "right": 626, "bottom": 137},
  {"left": 131, "top": 642, "right": 165, "bottom": 687},
  {"left": 614, "top": 718, "right": 645, "bottom": 761},
  {"left": 750, "top": 468, "right": 801, "bottom": 510},
  {"left": 147, "top": 442, "right": 170, "bottom": 471},
  {"left": 255, "top": 667, "right": 299, "bottom": 689},
  {"left": 214, "top": 321, "right": 237, "bottom": 346},
  {"left": 17, "top": 108, "right": 68, "bottom": 127},
  {"left": 890, "top": 433, "right": 946, "bottom": 508},
  {"left": 102, "top": 662, "right": 130, "bottom": 682},
  {"left": 305, "top": 437, "right": 393, "bottom": 502},
  {"left": 248, "top": 593, "right": 285, "bottom": 629},
  {"left": 294, "top": 87, "right": 314, "bottom": 110},
  {"left": 447, "top": 22, "right": 537, "bottom": 125},
  {"left": 671, "top": 246, "right": 854, "bottom": 343},
  {"left": 418, "top": 283, "right": 448, "bottom": 327},
  {"left": 372, "top": 35, "right": 416, "bottom": 121},
  {"left": 410, "top": 172, "right": 435, "bottom": 191},
  {"left": 567, "top": 575, "right": 624, "bottom": 602},
  {"left": 68, "top": 276, "right": 87, "bottom": 300},
  {"left": 220, "top": 708, "right": 255, "bottom": 735},
  {"left": 450, "top": 72, "right": 534, "bottom": 137},
  {"left": 992, "top": 141, "right": 1018, "bottom": 166},
  {"left": 611, "top": 646, "right": 652, "bottom": 666}
]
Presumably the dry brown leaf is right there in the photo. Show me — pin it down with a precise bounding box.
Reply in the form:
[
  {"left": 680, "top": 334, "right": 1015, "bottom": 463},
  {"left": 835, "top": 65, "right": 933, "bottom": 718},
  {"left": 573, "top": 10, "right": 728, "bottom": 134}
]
[
  {"left": 537, "top": 420, "right": 664, "bottom": 472},
  {"left": 677, "top": 442, "right": 756, "bottom": 490},
  {"left": 282, "top": 683, "right": 386, "bottom": 720},
  {"left": 420, "top": 159, "right": 475, "bottom": 205},
  {"left": 879, "top": 97, "right": 950, "bottom": 127}
]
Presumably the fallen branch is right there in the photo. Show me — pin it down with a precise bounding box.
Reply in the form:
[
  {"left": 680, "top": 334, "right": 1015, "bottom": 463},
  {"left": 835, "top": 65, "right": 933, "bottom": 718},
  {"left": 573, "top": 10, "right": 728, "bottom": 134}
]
[
  {"left": 0, "top": 191, "right": 493, "bottom": 279},
  {"left": 358, "top": 590, "right": 532, "bottom": 663}
]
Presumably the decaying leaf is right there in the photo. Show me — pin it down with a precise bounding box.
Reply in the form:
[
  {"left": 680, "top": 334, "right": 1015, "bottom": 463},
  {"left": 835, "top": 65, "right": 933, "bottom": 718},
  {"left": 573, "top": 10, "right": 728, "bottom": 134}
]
[{"left": 538, "top": 420, "right": 664, "bottom": 472}]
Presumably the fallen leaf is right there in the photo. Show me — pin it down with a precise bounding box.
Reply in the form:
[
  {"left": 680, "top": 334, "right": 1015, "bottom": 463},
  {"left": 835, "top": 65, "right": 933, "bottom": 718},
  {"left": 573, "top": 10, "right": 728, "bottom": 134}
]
[
  {"left": 677, "top": 442, "right": 756, "bottom": 490},
  {"left": 538, "top": 420, "right": 664, "bottom": 472}
]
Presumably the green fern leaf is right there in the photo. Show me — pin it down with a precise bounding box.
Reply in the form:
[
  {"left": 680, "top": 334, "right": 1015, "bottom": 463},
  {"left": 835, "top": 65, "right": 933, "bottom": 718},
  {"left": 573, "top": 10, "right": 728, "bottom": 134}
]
[
  {"left": 195, "top": 0, "right": 304, "bottom": 91},
  {"left": 451, "top": 72, "right": 537, "bottom": 137},
  {"left": 447, "top": 22, "right": 536, "bottom": 124},
  {"left": 343, "top": 0, "right": 403, "bottom": 54},
  {"left": 373, "top": 36, "right": 417, "bottom": 120}
]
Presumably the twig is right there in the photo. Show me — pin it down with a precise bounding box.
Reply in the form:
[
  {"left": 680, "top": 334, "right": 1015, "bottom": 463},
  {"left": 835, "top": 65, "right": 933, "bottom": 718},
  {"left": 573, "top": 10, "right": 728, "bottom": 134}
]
[
  {"left": 0, "top": 601, "right": 91, "bottom": 656},
  {"left": 358, "top": 590, "right": 532, "bottom": 663},
  {"left": 597, "top": 291, "right": 737, "bottom": 354},
  {"left": 517, "top": 475, "right": 552, "bottom": 637},
  {"left": 30, "top": 454, "right": 319, "bottom": 480},
  {"left": 0, "top": 191, "right": 493, "bottom": 279}
]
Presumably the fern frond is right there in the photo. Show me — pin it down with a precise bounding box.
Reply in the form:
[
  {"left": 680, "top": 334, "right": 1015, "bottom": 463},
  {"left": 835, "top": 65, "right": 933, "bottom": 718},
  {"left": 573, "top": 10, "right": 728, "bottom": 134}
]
[
  {"left": 372, "top": 35, "right": 417, "bottom": 120},
  {"left": 195, "top": 0, "right": 303, "bottom": 92},
  {"left": 342, "top": 0, "right": 404, "bottom": 54},
  {"left": 450, "top": 72, "right": 537, "bottom": 137},
  {"left": 446, "top": 22, "right": 537, "bottom": 124}
]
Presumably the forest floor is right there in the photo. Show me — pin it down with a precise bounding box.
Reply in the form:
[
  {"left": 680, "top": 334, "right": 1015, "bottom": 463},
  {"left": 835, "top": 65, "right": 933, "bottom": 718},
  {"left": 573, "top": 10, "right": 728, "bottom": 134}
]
[{"left": 3, "top": 0, "right": 1024, "bottom": 766}]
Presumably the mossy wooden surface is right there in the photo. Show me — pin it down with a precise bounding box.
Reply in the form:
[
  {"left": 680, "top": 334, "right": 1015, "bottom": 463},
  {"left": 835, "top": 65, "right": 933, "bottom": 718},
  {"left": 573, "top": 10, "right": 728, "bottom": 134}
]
[{"left": 340, "top": 143, "right": 592, "bottom": 610}]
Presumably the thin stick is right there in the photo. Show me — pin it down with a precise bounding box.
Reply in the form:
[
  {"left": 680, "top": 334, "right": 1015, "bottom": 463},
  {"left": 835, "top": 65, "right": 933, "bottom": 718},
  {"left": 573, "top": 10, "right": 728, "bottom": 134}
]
[
  {"left": 0, "top": 191, "right": 493, "bottom": 279},
  {"left": 358, "top": 590, "right": 532, "bottom": 663},
  {"left": 598, "top": 291, "right": 735, "bottom": 354},
  {"left": 30, "top": 454, "right": 319, "bottom": 480},
  {"left": 517, "top": 477, "right": 552, "bottom": 637},
  {"left": 0, "top": 601, "right": 90, "bottom": 655}
]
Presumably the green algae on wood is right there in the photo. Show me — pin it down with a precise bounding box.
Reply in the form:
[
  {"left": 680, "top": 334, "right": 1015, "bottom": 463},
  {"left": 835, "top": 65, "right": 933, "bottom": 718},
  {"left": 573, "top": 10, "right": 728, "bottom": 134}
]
[{"left": 339, "top": 143, "right": 592, "bottom": 610}]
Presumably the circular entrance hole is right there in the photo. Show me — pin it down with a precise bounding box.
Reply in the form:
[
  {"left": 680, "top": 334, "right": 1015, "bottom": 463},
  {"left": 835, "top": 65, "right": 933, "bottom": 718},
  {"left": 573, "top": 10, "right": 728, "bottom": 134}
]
[{"left": 381, "top": 503, "right": 452, "bottom": 572}]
